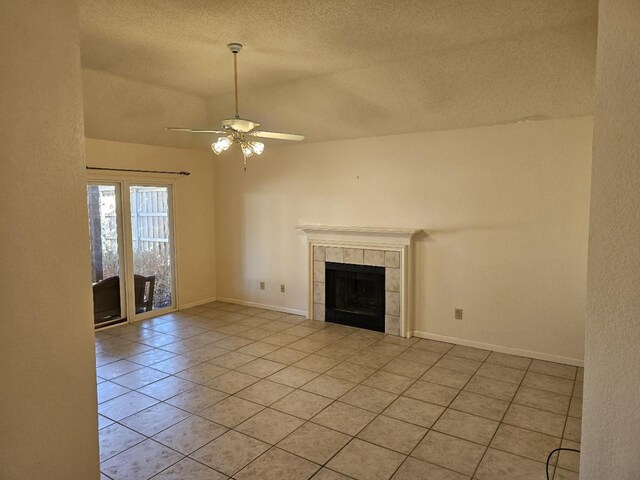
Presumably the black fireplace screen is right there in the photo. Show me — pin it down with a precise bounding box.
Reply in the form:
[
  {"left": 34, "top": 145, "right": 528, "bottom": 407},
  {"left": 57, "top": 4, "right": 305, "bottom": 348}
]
[{"left": 325, "top": 262, "right": 385, "bottom": 332}]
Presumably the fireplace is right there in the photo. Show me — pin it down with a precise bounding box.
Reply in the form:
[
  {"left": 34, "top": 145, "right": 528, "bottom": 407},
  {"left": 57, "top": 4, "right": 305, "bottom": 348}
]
[
  {"left": 297, "top": 224, "right": 424, "bottom": 337},
  {"left": 325, "top": 262, "right": 385, "bottom": 332}
]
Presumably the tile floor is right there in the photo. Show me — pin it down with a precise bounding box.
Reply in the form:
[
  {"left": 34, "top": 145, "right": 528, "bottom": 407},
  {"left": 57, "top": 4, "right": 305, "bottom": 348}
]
[{"left": 95, "top": 302, "right": 582, "bottom": 480}]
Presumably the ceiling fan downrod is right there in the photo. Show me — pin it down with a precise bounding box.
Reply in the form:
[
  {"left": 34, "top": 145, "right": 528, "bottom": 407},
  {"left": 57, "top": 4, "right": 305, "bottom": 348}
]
[{"left": 227, "top": 43, "right": 243, "bottom": 119}]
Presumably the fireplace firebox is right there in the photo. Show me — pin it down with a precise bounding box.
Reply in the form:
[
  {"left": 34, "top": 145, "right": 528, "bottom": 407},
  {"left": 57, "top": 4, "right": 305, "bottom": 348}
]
[{"left": 325, "top": 262, "right": 385, "bottom": 332}]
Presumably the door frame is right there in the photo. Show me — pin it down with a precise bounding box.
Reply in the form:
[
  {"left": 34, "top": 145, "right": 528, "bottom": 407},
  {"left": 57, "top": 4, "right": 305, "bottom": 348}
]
[{"left": 88, "top": 173, "right": 179, "bottom": 325}]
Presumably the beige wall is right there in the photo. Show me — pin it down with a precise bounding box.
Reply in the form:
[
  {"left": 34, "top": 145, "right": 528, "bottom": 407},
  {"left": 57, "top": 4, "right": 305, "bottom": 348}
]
[
  {"left": 582, "top": 0, "right": 640, "bottom": 477},
  {"left": 215, "top": 117, "right": 592, "bottom": 363},
  {"left": 84, "top": 138, "right": 217, "bottom": 308},
  {"left": 0, "top": 1, "right": 100, "bottom": 478}
]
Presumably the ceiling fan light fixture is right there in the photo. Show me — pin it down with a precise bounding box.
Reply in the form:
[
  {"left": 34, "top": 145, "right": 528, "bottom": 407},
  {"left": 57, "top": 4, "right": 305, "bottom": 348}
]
[
  {"left": 212, "top": 135, "right": 232, "bottom": 154},
  {"left": 241, "top": 142, "right": 254, "bottom": 157},
  {"left": 250, "top": 141, "right": 264, "bottom": 155}
]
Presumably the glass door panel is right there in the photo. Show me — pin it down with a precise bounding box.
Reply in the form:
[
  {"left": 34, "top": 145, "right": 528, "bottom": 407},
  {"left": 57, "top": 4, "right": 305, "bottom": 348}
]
[
  {"left": 129, "top": 185, "right": 175, "bottom": 315},
  {"left": 87, "top": 184, "right": 126, "bottom": 327}
]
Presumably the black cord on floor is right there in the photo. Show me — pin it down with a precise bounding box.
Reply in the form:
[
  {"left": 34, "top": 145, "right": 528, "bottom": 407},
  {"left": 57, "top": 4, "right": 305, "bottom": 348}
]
[{"left": 546, "top": 447, "right": 581, "bottom": 480}]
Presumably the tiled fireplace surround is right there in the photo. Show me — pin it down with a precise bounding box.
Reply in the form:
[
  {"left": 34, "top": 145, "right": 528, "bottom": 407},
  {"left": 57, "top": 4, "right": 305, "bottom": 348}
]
[
  {"left": 298, "top": 225, "right": 423, "bottom": 338},
  {"left": 312, "top": 246, "right": 402, "bottom": 335}
]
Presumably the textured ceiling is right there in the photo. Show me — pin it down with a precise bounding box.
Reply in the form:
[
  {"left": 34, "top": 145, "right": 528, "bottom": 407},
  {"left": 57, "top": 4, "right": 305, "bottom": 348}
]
[{"left": 79, "top": 0, "right": 598, "bottom": 149}]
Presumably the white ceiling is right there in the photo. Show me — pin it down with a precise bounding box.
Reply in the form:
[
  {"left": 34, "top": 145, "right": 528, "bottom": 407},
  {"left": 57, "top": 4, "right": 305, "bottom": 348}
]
[{"left": 79, "top": 0, "right": 598, "bottom": 149}]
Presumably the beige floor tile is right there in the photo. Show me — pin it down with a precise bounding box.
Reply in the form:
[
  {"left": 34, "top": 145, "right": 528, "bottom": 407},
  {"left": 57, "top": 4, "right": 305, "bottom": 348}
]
[
  {"left": 403, "top": 381, "right": 459, "bottom": 406},
  {"left": 237, "top": 341, "right": 282, "bottom": 357},
  {"left": 434, "top": 355, "right": 482, "bottom": 374},
  {"left": 293, "top": 354, "right": 342, "bottom": 373},
  {"left": 263, "top": 347, "right": 310, "bottom": 365},
  {"left": 97, "top": 359, "right": 144, "bottom": 380},
  {"left": 208, "top": 351, "right": 257, "bottom": 369},
  {"left": 420, "top": 366, "right": 472, "bottom": 389},
  {"left": 236, "top": 408, "right": 305, "bottom": 444},
  {"left": 301, "top": 374, "right": 356, "bottom": 399},
  {"left": 312, "top": 468, "right": 353, "bottom": 479},
  {"left": 490, "top": 423, "right": 560, "bottom": 463},
  {"left": 358, "top": 415, "right": 427, "bottom": 454},
  {"left": 555, "top": 467, "right": 579, "bottom": 479},
  {"left": 174, "top": 363, "right": 228, "bottom": 384},
  {"left": 183, "top": 344, "right": 230, "bottom": 362},
  {"left": 449, "top": 391, "right": 509, "bottom": 421},
  {"left": 347, "top": 351, "right": 394, "bottom": 369},
  {"left": 391, "top": 456, "right": 470, "bottom": 479},
  {"left": 529, "top": 360, "right": 577, "bottom": 380},
  {"left": 513, "top": 385, "right": 571, "bottom": 415},
  {"left": 432, "top": 409, "right": 499, "bottom": 445},
  {"left": 362, "top": 370, "right": 416, "bottom": 394},
  {"left": 312, "top": 402, "right": 377, "bottom": 435},
  {"left": 326, "top": 361, "right": 376, "bottom": 383},
  {"left": 464, "top": 375, "right": 518, "bottom": 401},
  {"left": 152, "top": 457, "right": 227, "bottom": 480},
  {"left": 237, "top": 328, "right": 273, "bottom": 341},
  {"left": 383, "top": 396, "right": 445, "bottom": 428},
  {"left": 199, "top": 396, "right": 264, "bottom": 428},
  {"left": 164, "top": 385, "right": 228, "bottom": 413},
  {"left": 339, "top": 384, "right": 398, "bottom": 413},
  {"left": 99, "top": 423, "right": 145, "bottom": 462},
  {"left": 151, "top": 355, "right": 200, "bottom": 374},
  {"left": 413, "top": 339, "right": 454, "bottom": 354},
  {"left": 152, "top": 415, "right": 227, "bottom": 454},
  {"left": 503, "top": 404, "right": 566, "bottom": 437},
  {"left": 278, "top": 422, "right": 351, "bottom": 464},
  {"left": 97, "top": 381, "right": 131, "bottom": 404},
  {"left": 271, "top": 389, "right": 334, "bottom": 420},
  {"left": 214, "top": 335, "right": 254, "bottom": 350},
  {"left": 476, "top": 362, "right": 525, "bottom": 384},
  {"left": 120, "top": 402, "right": 190, "bottom": 436},
  {"left": 485, "top": 351, "right": 532, "bottom": 370},
  {"left": 568, "top": 396, "right": 582, "bottom": 418},
  {"left": 205, "top": 371, "right": 260, "bottom": 394},
  {"left": 382, "top": 358, "right": 430, "bottom": 378},
  {"left": 475, "top": 448, "right": 546, "bottom": 480},
  {"left": 573, "top": 381, "right": 583, "bottom": 398},
  {"left": 262, "top": 332, "right": 303, "bottom": 347},
  {"left": 564, "top": 416, "right": 582, "bottom": 442},
  {"left": 100, "top": 439, "right": 183, "bottom": 480},
  {"left": 412, "top": 430, "right": 485, "bottom": 476},
  {"left": 396, "top": 347, "right": 442, "bottom": 365},
  {"left": 448, "top": 345, "right": 491, "bottom": 361},
  {"left": 267, "top": 365, "right": 319, "bottom": 388},
  {"left": 327, "top": 439, "right": 406, "bottom": 480},
  {"left": 289, "top": 337, "right": 332, "bottom": 354},
  {"left": 522, "top": 372, "right": 574, "bottom": 396},
  {"left": 558, "top": 439, "right": 581, "bottom": 472},
  {"left": 237, "top": 358, "right": 287, "bottom": 378},
  {"left": 126, "top": 348, "right": 176, "bottom": 367},
  {"left": 236, "top": 379, "right": 295, "bottom": 406},
  {"left": 137, "top": 376, "right": 197, "bottom": 401},
  {"left": 315, "top": 344, "right": 359, "bottom": 361},
  {"left": 191, "top": 430, "right": 269, "bottom": 476},
  {"left": 98, "top": 391, "right": 159, "bottom": 421},
  {"left": 235, "top": 447, "right": 320, "bottom": 480}
]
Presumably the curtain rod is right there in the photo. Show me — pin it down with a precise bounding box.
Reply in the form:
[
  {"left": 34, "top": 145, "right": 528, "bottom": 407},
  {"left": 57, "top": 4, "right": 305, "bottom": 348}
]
[{"left": 86, "top": 166, "right": 190, "bottom": 176}]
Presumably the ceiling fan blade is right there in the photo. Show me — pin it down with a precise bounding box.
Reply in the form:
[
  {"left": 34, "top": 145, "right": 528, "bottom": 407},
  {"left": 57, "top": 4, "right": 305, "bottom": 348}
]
[
  {"left": 248, "top": 130, "right": 305, "bottom": 141},
  {"left": 166, "top": 127, "right": 226, "bottom": 134}
]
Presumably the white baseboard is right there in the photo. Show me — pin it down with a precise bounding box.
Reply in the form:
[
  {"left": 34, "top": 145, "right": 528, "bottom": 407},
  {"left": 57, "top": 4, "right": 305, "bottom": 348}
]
[
  {"left": 179, "top": 296, "right": 217, "bottom": 310},
  {"left": 216, "top": 297, "right": 308, "bottom": 317},
  {"left": 412, "top": 330, "right": 584, "bottom": 367}
]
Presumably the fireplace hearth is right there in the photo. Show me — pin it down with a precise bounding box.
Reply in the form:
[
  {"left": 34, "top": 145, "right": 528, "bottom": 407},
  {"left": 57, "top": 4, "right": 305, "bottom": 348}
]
[{"left": 325, "top": 262, "right": 385, "bottom": 332}]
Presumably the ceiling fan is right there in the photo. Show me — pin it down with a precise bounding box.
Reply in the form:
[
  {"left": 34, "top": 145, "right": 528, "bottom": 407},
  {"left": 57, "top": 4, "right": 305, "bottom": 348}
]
[{"left": 167, "top": 43, "right": 304, "bottom": 170}]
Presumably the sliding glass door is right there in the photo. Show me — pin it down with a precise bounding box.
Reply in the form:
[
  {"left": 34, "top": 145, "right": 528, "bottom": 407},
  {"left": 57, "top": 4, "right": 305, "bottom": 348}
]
[
  {"left": 88, "top": 181, "right": 176, "bottom": 328},
  {"left": 88, "top": 183, "right": 126, "bottom": 327}
]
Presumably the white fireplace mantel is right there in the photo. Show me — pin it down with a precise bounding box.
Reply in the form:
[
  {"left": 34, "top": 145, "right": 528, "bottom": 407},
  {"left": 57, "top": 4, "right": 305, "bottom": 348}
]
[{"left": 297, "top": 224, "right": 424, "bottom": 337}]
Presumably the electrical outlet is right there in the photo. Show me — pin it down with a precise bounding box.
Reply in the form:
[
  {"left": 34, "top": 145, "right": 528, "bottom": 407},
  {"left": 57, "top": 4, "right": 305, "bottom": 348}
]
[
  {"left": 280, "top": 284, "right": 285, "bottom": 293},
  {"left": 455, "top": 308, "right": 463, "bottom": 320},
  {"left": 260, "top": 281, "right": 265, "bottom": 290}
]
